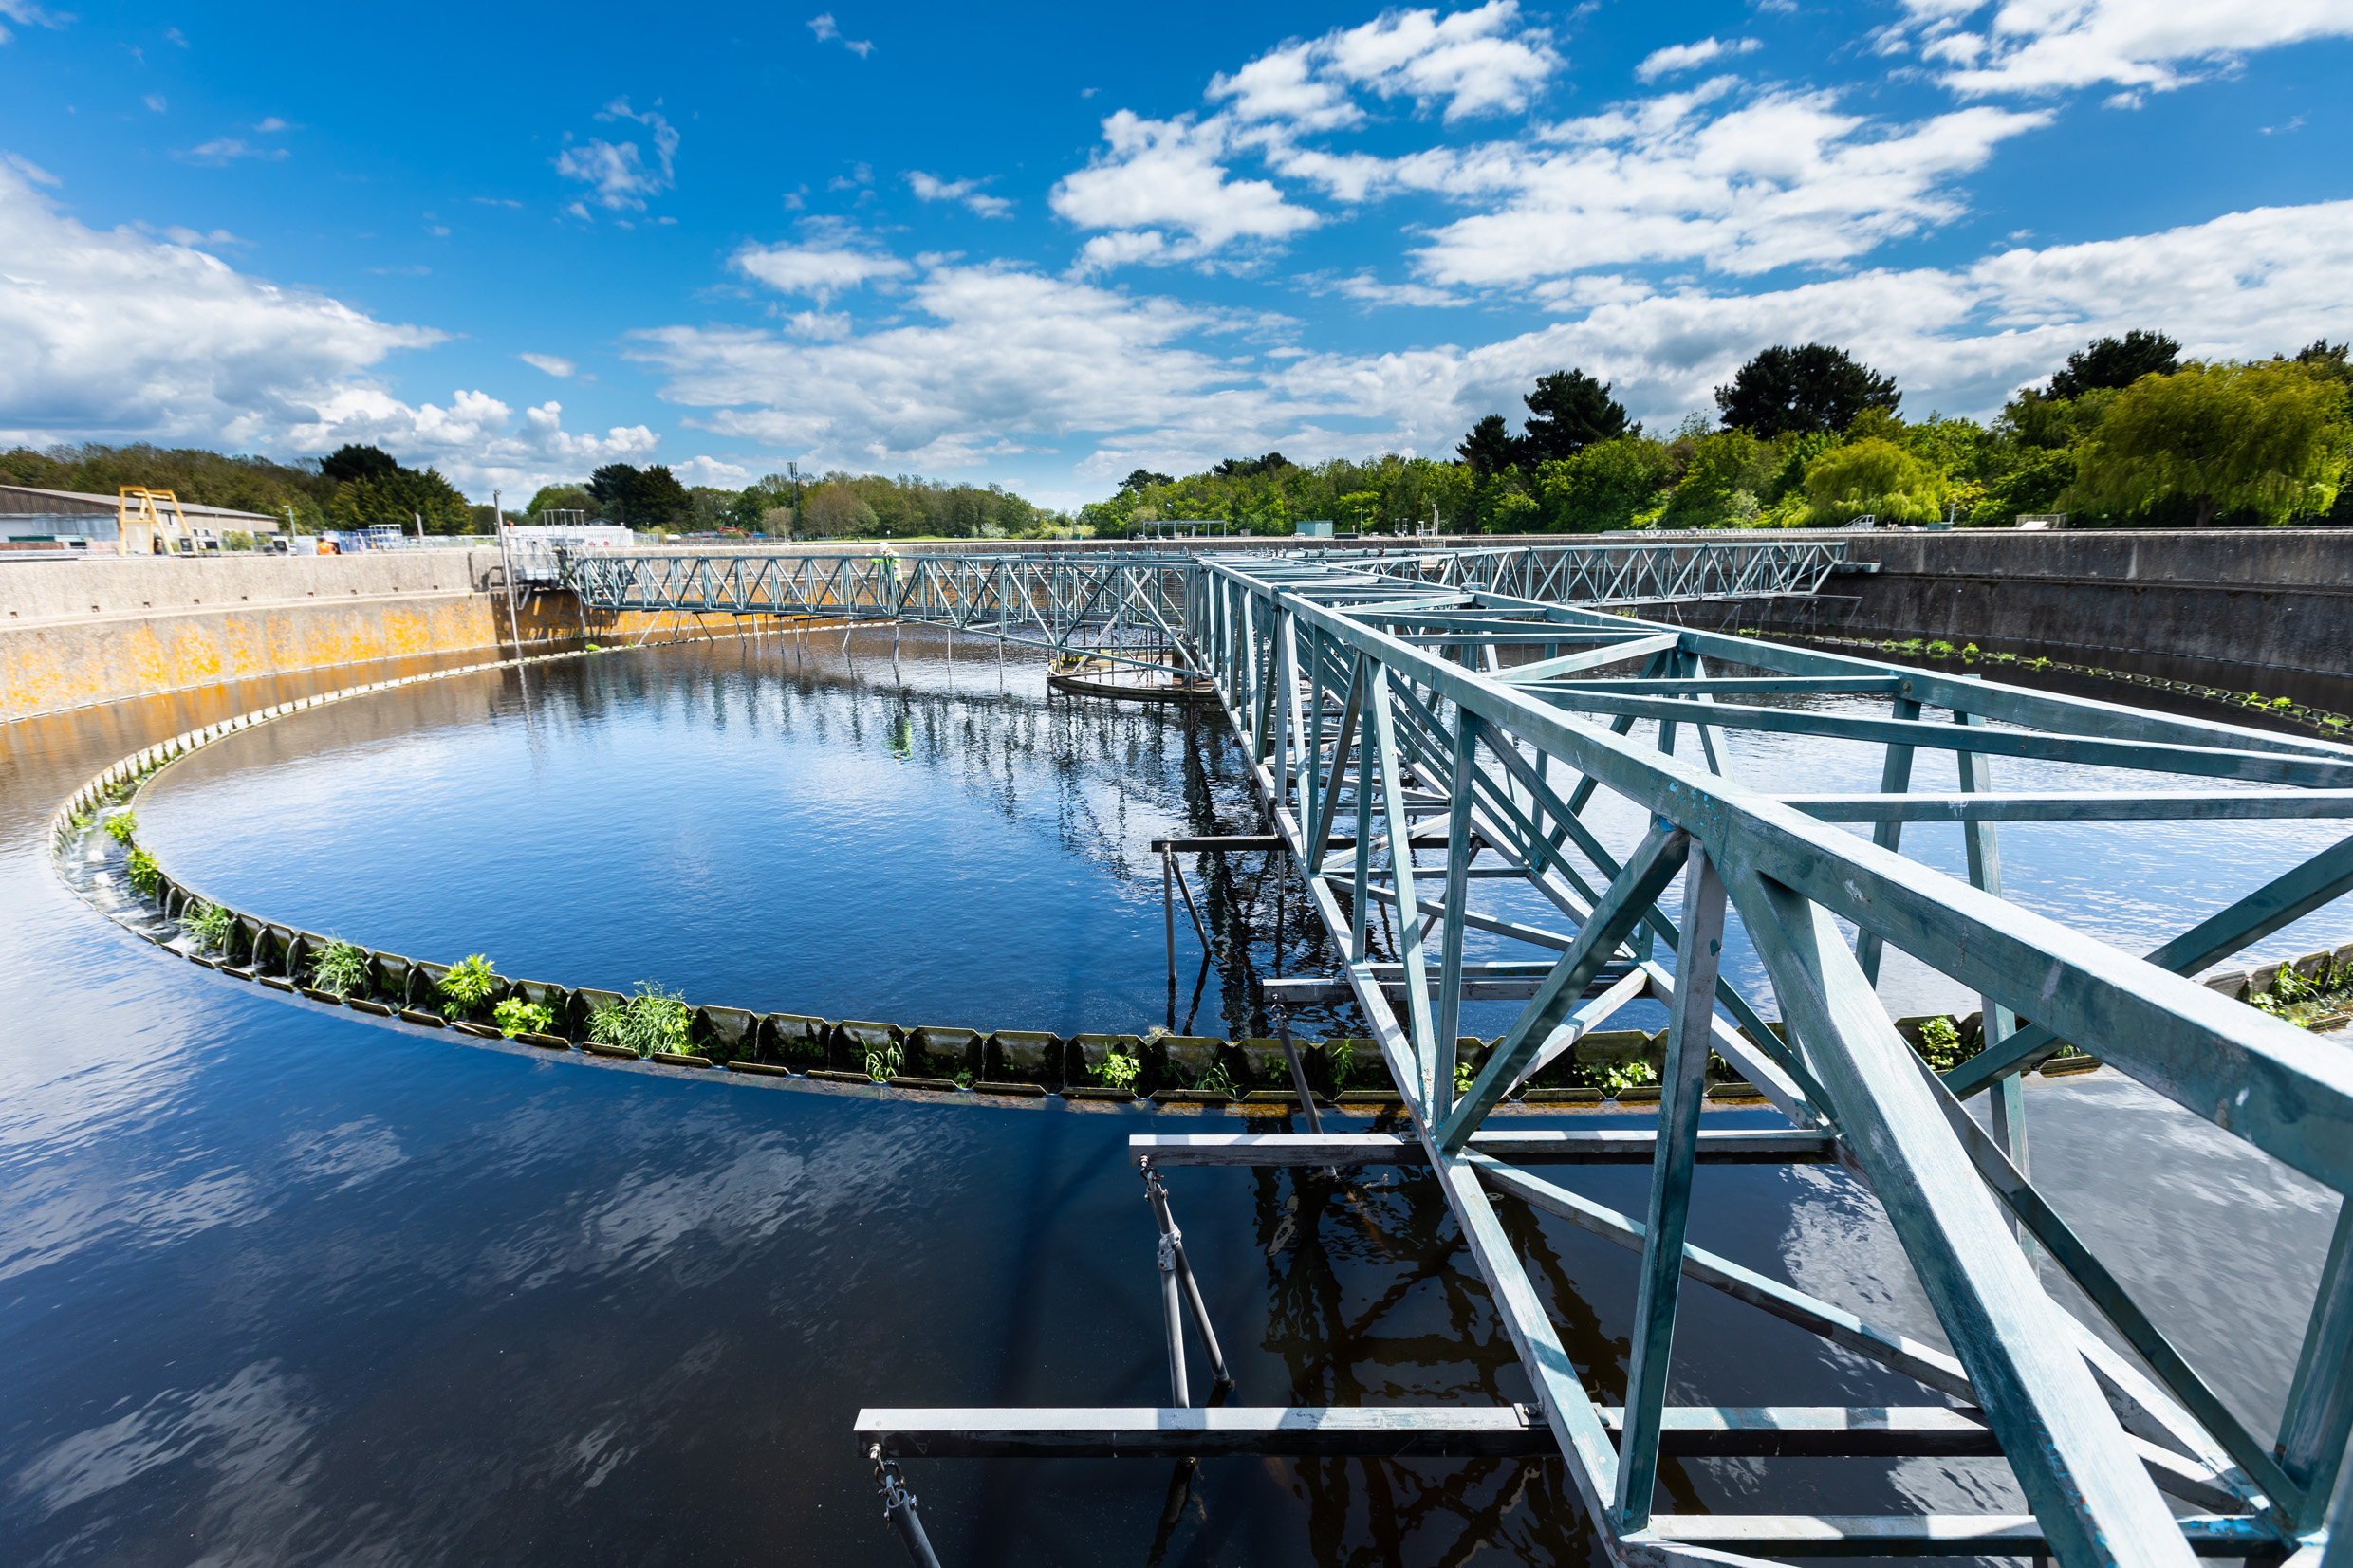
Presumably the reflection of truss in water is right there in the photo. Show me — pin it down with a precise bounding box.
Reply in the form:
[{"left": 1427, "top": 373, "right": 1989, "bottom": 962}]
[{"left": 860, "top": 549, "right": 2353, "bottom": 1566}]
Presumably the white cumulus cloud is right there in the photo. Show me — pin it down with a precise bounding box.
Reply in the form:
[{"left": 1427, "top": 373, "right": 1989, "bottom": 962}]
[
  {"left": 906, "top": 171, "right": 1012, "bottom": 218},
  {"left": 555, "top": 98, "right": 678, "bottom": 213},
  {"left": 1635, "top": 36, "right": 1764, "bottom": 83},
  {"left": 730, "top": 228, "right": 914, "bottom": 304},
  {"left": 0, "top": 157, "right": 438, "bottom": 451},
  {"left": 1216, "top": 2, "right": 1563, "bottom": 125},
  {"left": 1052, "top": 112, "right": 1321, "bottom": 270},
  {"left": 626, "top": 199, "right": 2353, "bottom": 490},
  {"left": 0, "top": 1, "right": 69, "bottom": 46},
  {"left": 0, "top": 159, "right": 660, "bottom": 496},
  {"left": 1893, "top": 0, "right": 2353, "bottom": 97},
  {"left": 628, "top": 258, "right": 1293, "bottom": 471},
  {"left": 806, "top": 11, "right": 874, "bottom": 56}
]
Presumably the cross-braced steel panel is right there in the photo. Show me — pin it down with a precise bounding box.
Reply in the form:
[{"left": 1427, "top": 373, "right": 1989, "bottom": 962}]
[
  {"left": 560, "top": 541, "right": 1848, "bottom": 670},
  {"left": 860, "top": 548, "right": 2353, "bottom": 1567}
]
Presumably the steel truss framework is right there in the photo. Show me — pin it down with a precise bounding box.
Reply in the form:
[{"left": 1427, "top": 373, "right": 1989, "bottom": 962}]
[
  {"left": 860, "top": 551, "right": 2353, "bottom": 1568},
  {"left": 559, "top": 541, "right": 1847, "bottom": 672}
]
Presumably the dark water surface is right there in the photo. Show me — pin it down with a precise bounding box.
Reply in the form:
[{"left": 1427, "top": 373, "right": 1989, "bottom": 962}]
[{"left": 0, "top": 632, "right": 2339, "bottom": 1565}]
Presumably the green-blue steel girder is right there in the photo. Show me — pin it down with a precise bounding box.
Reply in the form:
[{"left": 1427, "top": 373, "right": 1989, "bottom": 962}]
[{"left": 1181, "top": 550, "right": 2350, "bottom": 1567}]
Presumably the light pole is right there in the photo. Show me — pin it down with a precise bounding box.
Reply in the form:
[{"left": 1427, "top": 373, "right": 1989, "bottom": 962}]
[{"left": 788, "top": 461, "right": 802, "bottom": 542}]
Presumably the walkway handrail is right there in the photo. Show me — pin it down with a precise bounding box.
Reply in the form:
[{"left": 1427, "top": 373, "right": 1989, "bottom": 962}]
[{"left": 558, "top": 540, "right": 1849, "bottom": 670}]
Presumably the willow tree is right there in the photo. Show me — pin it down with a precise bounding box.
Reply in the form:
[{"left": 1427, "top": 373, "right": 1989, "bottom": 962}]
[
  {"left": 1803, "top": 437, "right": 1945, "bottom": 525},
  {"left": 2067, "top": 361, "right": 2349, "bottom": 526}
]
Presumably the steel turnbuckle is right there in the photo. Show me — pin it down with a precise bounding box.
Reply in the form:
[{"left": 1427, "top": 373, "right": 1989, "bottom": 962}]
[{"left": 869, "top": 1443, "right": 943, "bottom": 1568}]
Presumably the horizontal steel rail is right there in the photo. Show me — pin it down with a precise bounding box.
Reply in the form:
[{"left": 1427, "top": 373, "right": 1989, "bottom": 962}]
[{"left": 560, "top": 540, "right": 1847, "bottom": 671}]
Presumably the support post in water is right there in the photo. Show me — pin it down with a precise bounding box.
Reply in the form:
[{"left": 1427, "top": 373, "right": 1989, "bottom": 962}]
[
  {"left": 869, "top": 1444, "right": 943, "bottom": 1568},
  {"left": 1275, "top": 1010, "right": 1325, "bottom": 1136},
  {"left": 1141, "top": 1160, "right": 1232, "bottom": 1402},
  {"left": 1163, "top": 848, "right": 1177, "bottom": 1026}
]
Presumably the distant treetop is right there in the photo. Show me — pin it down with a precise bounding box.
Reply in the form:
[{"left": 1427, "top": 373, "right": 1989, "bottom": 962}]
[
  {"left": 1212, "top": 452, "right": 1290, "bottom": 479},
  {"left": 2048, "top": 330, "right": 2181, "bottom": 399},
  {"left": 320, "top": 443, "right": 399, "bottom": 486},
  {"left": 1714, "top": 344, "right": 1901, "bottom": 438},
  {"left": 1521, "top": 370, "right": 1631, "bottom": 463}
]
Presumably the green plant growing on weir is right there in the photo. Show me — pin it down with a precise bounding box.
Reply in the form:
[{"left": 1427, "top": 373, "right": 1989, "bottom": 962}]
[
  {"left": 184, "top": 899, "right": 232, "bottom": 952},
  {"left": 1914, "top": 1014, "right": 1969, "bottom": 1071},
  {"left": 1192, "top": 1058, "right": 1238, "bottom": 1098},
  {"left": 1455, "top": 1060, "right": 1476, "bottom": 1096},
  {"left": 493, "top": 997, "right": 556, "bottom": 1038},
  {"left": 864, "top": 1039, "right": 903, "bottom": 1082},
  {"left": 1325, "top": 1038, "right": 1357, "bottom": 1090},
  {"left": 124, "top": 847, "right": 160, "bottom": 895},
  {"left": 309, "top": 940, "right": 369, "bottom": 999},
  {"left": 1095, "top": 1047, "right": 1141, "bottom": 1091},
  {"left": 437, "top": 954, "right": 498, "bottom": 1017},
  {"left": 1596, "top": 1056, "right": 1658, "bottom": 1097},
  {"left": 105, "top": 812, "right": 138, "bottom": 845},
  {"left": 588, "top": 983, "right": 693, "bottom": 1058}
]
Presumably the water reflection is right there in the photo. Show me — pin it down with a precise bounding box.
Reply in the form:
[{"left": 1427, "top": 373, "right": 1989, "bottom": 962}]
[{"left": 0, "top": 632, "right": 2340, "bottom": 1565}]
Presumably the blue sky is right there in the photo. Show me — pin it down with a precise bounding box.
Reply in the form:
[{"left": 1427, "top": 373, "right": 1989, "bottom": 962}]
[{"left": 3, "top": 0, "right": 2349, "bottom": 508}]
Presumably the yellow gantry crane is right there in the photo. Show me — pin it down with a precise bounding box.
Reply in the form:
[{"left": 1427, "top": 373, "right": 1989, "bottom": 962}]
[{"left": 116, "top": 487, "right": 195, "bottom": 556}]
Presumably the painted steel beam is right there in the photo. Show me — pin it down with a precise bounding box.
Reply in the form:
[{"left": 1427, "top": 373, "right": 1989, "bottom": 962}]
[
  {"left": 1784, "top": 791, "right": 2353, "bottom": 823},
  {"left": 1131, "top": 1130, "right": 1838, "bottom": 1167},
  {"left": 854, "top": 1403, "right": 2009, "bottom": 1460},
  {"left": 1725, "top": 861, "right": 2196, "bottom": 1567}
]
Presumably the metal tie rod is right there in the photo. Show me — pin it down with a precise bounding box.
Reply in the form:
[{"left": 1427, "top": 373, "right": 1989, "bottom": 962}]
[{"left": 1141, "top": 1161, "right": 1232, "bottom": 1403}]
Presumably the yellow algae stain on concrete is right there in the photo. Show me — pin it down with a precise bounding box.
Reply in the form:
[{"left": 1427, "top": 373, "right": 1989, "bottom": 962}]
[{"left": 0, "top": 593, "right": 522, "bottom": 722}]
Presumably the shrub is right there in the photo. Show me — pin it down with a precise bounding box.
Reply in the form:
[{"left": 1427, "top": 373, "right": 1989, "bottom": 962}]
[
  {"left": 309, "top": 939, "right": 369, "bottom": 998},
  {"left": 105, "top": 812, "right": 139, "bottom": 845},
  {"left": 587, "top": 982, "right": 693, "bottom": 1058},
  {"left": 1094, "top": 1047, "right": 1141, "bottom": 1090},
  {"left": 1325, "top": 1038, "right": 1357, "bottom": 1091},
  {"left": 184, "top": 899, "right": 232, "bottom": 951},
  {"left": 1537, "top": 437, "right": 1673, "bottom": 533},
  {"left": 1914, "top": 1015, "right": 1969, "bottom": 1071},
  {"left": 125, "top": 847, "right": 160, "bottom": 895},
  {"left": 1596, "top": 1056, "right": 1657, "bottom": 1096},
  {"left": 438, "top": 953, "right": 498, "bottom": 1017},
  {"left": 493, "top": 997, "right": 556, "bottom": 1038}
]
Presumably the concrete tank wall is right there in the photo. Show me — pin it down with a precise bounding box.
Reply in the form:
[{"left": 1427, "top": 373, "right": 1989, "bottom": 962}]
[
  {"left": 0, "top": 551, "right": 676, "bottom": 722},
  {"left": 1688, "top": 528, "right": 2353, "bottom": 683},
  {"left": 6, "top": 528, "right": 2346, "bottom": 723}
]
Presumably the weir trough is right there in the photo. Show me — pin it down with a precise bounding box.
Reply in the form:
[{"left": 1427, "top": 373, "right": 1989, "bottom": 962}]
[{"left": 850, "top": 548, "right": 2353, "bottom": 1566}]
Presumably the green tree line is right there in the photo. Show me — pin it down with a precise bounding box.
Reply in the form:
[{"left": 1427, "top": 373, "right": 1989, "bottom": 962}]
[
  {"left": 1082, "top": 334, "right": 2351, "bottom": 536},
  {"left": 527, "top": 465, "right": 1066, "bottom": 539},
  {"left": 0, "top": 441, "right": 481, "bottom": 533}
]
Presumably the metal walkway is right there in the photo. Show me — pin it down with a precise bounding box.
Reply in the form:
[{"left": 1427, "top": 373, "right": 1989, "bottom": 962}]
[
  {"left": 858, "top": 550, "right": 2353, "bottom": 1566},
  {"left": 555, "top": 539, "right": 1850, "bottom": 670}
]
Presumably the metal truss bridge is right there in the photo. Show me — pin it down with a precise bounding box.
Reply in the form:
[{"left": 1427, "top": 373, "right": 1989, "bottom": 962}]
[
  {"left": 857, "top": 550, "right": 2353, "bottom": 1567},
  {"left": 554, "top": 539, "right": 1849, "bottom": 668}
]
